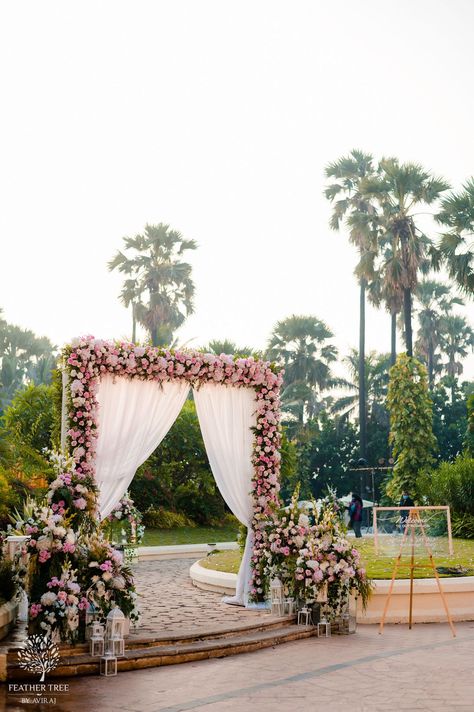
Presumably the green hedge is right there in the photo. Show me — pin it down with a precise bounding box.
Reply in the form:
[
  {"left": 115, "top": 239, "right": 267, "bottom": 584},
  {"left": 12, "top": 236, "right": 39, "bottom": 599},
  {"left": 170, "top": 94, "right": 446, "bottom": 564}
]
[
  {"left": 420, "top": 456, "right": 474, "bottom": 538},
  {"left": 0, "top": 559, "right": 17, "bottom": 604},
  {"left": 142, "top": 507, "right": 196, "bottom": 529}
]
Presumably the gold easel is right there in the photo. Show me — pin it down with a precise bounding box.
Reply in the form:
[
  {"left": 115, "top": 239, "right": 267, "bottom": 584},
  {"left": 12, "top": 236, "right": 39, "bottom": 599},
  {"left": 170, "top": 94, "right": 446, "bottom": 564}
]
[{"left": 379, "top": 507, "right": 456, "bottom": 637}]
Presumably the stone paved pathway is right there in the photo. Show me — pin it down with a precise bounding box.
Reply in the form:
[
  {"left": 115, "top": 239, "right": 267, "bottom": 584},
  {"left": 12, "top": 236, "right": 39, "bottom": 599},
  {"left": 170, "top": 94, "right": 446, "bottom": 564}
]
[
  {"left": 130, "top": 558, "right": 269, "bottom": 635},
  {"left": 4, "top": 622, "right": 474, "bottom": 711}
]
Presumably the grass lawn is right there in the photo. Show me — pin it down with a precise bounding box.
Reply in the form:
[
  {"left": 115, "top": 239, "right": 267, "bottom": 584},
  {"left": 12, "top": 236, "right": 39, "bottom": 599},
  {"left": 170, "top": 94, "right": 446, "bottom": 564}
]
[
  {"left": 200, "top": 537, "right": 474, "bottom": 579},
  {"left": 140, "top": 525, "right": 239, "bottom": 547}
]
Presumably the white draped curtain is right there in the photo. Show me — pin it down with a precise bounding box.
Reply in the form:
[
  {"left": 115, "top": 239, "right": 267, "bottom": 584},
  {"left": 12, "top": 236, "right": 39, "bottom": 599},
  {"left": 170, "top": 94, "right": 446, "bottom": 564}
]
[
  {"left": 193, "top": 383, "right": 257, "bottom": 606},
  {"left": 95, "top": 375, "right": 190, "bottom": 518}
]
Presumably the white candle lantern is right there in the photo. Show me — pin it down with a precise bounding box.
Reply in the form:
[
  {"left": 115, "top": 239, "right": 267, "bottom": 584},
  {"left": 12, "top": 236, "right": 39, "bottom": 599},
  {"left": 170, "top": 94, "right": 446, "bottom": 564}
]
[
  {"left": 90, "top": 622, "right": 105, "bottom": 657},
  {"left": 105, "top": 607, "right": 126, "bottom": 657},
  {"left": 284, "top": 597, "right": 296, "bottom": 615},
  {"left": 340, "top": 596, "right": 357, "bottom": 635},
  {"left": 317, "top": 617, "right": 331, "bottom": 637},
  {"left": 297, "top": 606, "right": 313, "bottom": 626},
  {"left": 100, "top": 653, "right": 117, "bottom": 676},
  {"left": 270, "top": 577, "right": 284, "bottom": 617},
  {"left": 85, "top": 604, "right": 97, "bottom": 640}
]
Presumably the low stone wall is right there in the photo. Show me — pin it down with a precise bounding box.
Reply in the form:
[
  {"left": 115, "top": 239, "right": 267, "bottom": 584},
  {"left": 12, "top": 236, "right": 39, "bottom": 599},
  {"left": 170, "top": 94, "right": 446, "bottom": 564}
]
[
  {"left": 189, "top": 560, "right": 237, "bottom": 596},
  {"left": 356, "top": 575, "right": 474, "bottom": 624},
  {"left": 190, "top": 560, "right": 474, "bottom": 624},
  {"left": 0, "top": 599, "right": 18, "bottom": 641},
  {"left": 138, "top": 542, "right": 238, "bottom": 561}
]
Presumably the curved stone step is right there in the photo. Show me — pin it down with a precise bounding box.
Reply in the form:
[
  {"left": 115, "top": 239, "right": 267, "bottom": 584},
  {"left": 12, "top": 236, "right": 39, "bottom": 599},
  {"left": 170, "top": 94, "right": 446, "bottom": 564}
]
[{"left": 5, "top": 620, "right": 315, "bottom": 680}]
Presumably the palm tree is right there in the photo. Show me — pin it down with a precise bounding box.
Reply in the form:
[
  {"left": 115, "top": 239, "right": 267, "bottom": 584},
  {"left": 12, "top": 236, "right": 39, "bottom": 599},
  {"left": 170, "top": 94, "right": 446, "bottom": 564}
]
[
  {"left": 202, "top": 339, "right": 256, "bottom": 357},
  {"left": 118, "top": 279, "right": 144, "bottom": 344},
  {"left": 109, "top": 223, "right": 197, "bottom": 347},
  {"left": 267, "top": 315, "right": 338, "bottom": 425},
  {"left": 366, "top": 242, "right": 403, "bottom": 367},
  {"left": 332, "top": 349, "right": 390, "bottom": 419},
  {"left": 359, "top": 158, "right": 450, "bottom": 356},
  {"left": 438, "top": 314, "right": 474, "bottom": 403},
  {"left": 0, "top": 324, "right": 55, "bottom": 410},
  {"left": 324, "top": 150, "right": 378, "bottom": 458},
  {"left": 414, "top": 280, "right": 463, "bottom": 388},
  {"left": 436, "top": 178, "right": 474, "bottom": 295}
]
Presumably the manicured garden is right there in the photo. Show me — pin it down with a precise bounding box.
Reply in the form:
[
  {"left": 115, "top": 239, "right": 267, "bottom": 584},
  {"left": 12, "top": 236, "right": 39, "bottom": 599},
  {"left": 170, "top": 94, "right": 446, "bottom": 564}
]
[{"left": 201, "top": 537, "right": 474, "bottom": 579}]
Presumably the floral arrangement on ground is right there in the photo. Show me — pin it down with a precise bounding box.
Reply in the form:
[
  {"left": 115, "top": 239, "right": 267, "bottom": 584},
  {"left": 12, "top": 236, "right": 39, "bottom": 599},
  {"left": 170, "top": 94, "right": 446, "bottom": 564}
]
[
  {"left": 255, "top": 488, "right": 372, "bottom": 617},
  {"left": 6, "top": 452, "right": 139, "bottom": 642}
]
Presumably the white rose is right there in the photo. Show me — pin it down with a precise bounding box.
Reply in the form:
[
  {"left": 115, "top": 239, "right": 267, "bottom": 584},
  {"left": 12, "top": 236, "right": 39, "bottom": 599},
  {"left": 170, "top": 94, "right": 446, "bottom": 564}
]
[
  {"left": 110, "top": 576, "right": 125, "bottom": 590},
  {"left": 36, "top": 536, "right": 51, "bottom": 551},
  {"left": 41, "top": 592, "right": 57, "bottom": 606},
  {"left": 53, "top": 526, "right": 66, "bottom": 538},
  {"left": 102, "top": 571, "right": 113, "bottom": 582}
]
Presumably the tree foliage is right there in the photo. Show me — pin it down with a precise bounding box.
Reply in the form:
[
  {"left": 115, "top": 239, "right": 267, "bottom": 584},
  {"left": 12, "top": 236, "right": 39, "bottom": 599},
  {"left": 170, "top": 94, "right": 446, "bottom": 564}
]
[
  {"left": 130, "top": 399, "right": 227, "bottom": 524},
  {"left": 420, "top": 456, "right": 474, "bottom": 538},
  {"left": 466, "top": 394, "right": 474, "bottom": 456},
  {"left": 0, "top": 310, "right": 56, "bottom": 412},
  {"left": 108, "top": 223, "right": 197, "bottom": 347},
  {"left": 267, "top": 315, "right": 338, "bottom": 425},
  {"left": 292, "top": 413, "right": 359, "bottom": 501},
  {"left": 386, "top": 354, "right": 437, "bottom": 498}
]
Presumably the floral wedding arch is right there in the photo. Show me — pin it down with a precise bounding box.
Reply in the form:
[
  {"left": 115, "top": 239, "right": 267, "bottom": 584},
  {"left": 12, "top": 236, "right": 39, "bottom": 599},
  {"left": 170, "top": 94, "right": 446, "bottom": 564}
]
[{"left": 59, "top": 336, "right": 283, "bottom": 605}]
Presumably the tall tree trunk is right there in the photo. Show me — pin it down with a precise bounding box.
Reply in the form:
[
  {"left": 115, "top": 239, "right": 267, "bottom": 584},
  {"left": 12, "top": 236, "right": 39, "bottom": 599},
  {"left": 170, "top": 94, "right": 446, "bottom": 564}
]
[
  {"left": 428, "top": 343, "right": 434, "bottom": 389},
  {"left": 359, "top": 280, "right": 367, "bottom": 460},
  {"left": 390, "top": 312, "right": 397, "bottom": 367},
  {"left": 132, "top": 302, "right": 136, "bottom": 344},
  {"left": 150, "top": 327, "right": 159, "bottom": 347},
  {"left": 403, "top": 287, "right": 413, "bottom": 357}
]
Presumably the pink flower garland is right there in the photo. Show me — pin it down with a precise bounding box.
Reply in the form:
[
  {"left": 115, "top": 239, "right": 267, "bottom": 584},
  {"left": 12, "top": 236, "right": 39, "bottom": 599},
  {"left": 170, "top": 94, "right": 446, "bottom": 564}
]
[{"left": 62, "top": 337, "right": 283, "bottom": 600}]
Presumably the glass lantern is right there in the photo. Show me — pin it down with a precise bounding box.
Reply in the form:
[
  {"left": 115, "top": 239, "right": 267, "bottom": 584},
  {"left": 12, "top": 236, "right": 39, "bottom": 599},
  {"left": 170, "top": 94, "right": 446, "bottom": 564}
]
[
  {"left": 100, "top": 654, "right": 117, "bottom": 676},
  {"left": 340, "top": 596, "right": 357, "bottom": 635},
  {"left": 85, "top": 604, "right": 97, "bottom": 640},
  {"left": 317, "top": 617, "right": 331, "bottom": 637},
  {"left": 90, "top": 622, "right": 105, "bottom": 657},
  {"left": 297, "top": 606, "right": 313, "bottom": 626},
  {"left": 270, "top": 577, "right": 284, "bottom": 617},
  {"left": 284, "top": 597, "right": 296, "bottom": 615},
  {"left": 105, "top": 607, "right": 126, "bottom": 658}
]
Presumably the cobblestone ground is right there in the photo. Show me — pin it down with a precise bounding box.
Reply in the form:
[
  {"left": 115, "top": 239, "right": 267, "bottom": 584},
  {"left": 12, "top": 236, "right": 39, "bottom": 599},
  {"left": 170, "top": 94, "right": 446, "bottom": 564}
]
[{"left": 130, "top": 558, "right": 269, "bottom": 635}]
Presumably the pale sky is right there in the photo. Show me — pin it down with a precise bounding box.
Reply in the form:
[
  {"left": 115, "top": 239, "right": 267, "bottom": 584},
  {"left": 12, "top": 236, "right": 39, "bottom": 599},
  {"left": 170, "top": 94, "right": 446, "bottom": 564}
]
[{"left": 1, "top": 0, "right": 473, "bottom": 378}]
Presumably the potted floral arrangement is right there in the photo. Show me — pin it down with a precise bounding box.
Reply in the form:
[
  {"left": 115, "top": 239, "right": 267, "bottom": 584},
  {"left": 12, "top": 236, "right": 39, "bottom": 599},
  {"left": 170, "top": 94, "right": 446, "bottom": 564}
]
[{"left": 259, "top": 488, "right": 372, "bottom": 622}]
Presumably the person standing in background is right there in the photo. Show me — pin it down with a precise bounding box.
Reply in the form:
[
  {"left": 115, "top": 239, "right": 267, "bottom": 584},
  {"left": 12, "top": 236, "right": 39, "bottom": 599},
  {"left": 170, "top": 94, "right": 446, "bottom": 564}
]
[{"left": 349, "top": 493, "right": 363, "bottom": 538}]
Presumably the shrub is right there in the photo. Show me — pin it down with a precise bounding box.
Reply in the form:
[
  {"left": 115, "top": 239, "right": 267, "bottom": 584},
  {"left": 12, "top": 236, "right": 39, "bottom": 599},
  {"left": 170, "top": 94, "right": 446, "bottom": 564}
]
[
  {"left": 386, "top": 354, "right": 437, "bottom": 499},
  {"left": 0, "top": 468, "right": 36, "bottom": 530},
  {"left": 420, "top": 456, "right": 474, "bottom": 537},
  {"left": 0, "top": 559, "right": 17, "bottom": 604},
  {"left": 131, "top": 401, "right": 228, "bottom": 525},
  {"left": 142, "top": 507, "right": 196, "bottom": 529}
]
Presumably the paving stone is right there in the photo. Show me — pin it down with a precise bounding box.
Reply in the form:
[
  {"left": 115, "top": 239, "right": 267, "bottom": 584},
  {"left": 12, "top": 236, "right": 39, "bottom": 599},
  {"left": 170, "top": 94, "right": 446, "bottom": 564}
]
[{"left": 129, "top": 559, "right": 269, "bottom": 636}]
